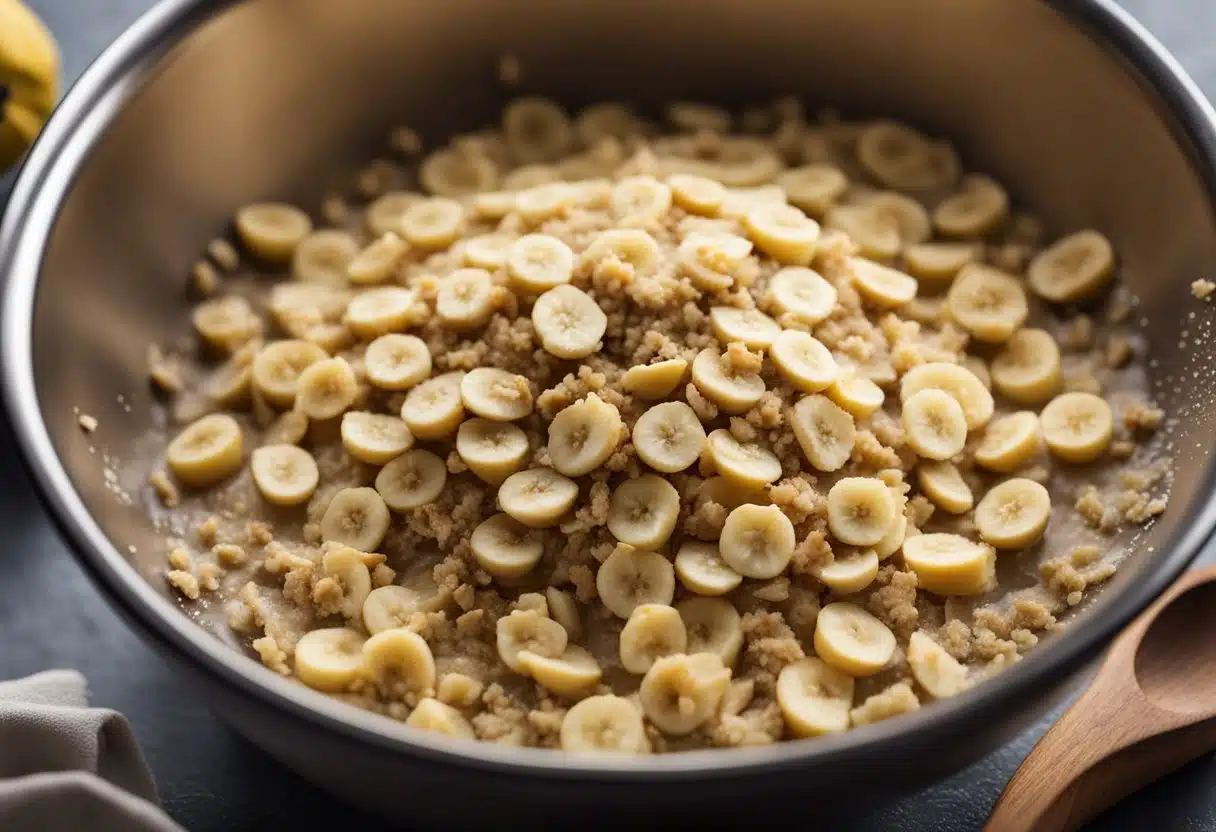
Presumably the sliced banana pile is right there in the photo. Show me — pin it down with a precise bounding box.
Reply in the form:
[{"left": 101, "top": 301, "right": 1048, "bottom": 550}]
[{"left": 157, "top": 95, "right": 1163, "bottom": 755}]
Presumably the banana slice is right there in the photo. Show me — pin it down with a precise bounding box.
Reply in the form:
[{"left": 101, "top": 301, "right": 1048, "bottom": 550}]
[
  {"left": 621, "top": 358, "right": 688, "bottom": 400},
  {"left": 901, "top": 533, "right": 996, "bottom": 596},
  {"left": 497, "top": 467, "right": 579, "bottom": 528},
  {"left": 502, "top": 164, "right": 561, "bottom": 191},
  {"left": 192, "top": 295, "right": 262, "bottom": 351},
  {"left": 250, "top": 443, "right": 319, "bottom": 506},
  {"left": 374, "top": 449, "right": 447, "bottom": 511},
  {"left": 292, "top": 230, "right": 359, "bottom": 285},
  {"left": 347, "top": 233, "right": 407, "bottom": 286},
  {"left": 946, "top": 263, "right": 1028, "bottom": 343},
  {"left": 813, "top": 601, "right": 897, "bottom": 677},
  {"left": 691, "top": 347, "right": 765, "bottom": 414},
  {"left": 674, "top": 541, "right": 743, "bottom": 596},
  {"left": 456, "top": 418, "right": 529, "bottom": 485},
  {"left": 362, "top": 628, "right": 437, "bottom": 694},
  {"left": 366, "top": 191, "right": 422, "bottom": 238},
  {"left": 418, "top": 147, "right": 499, "bottom": 198},
  {"left": 900, "top": 362, "right": 994, "bottom": 431},
  {"left": 503, "top": 96, "right": 572, "bottom": 164},
  {"left": 903, "top": 241, "right": 981, "bottom": 283},
  {"left": 320, "top": 541, "right": 373, "bottom": 620},
  {"left": 461, "top": 368, "right": 533, "bottom": 422},
  {"left": 471, "top": 191, "right": 518, "bottom": 221},
  {"left": 406, "top": 698, "right": 476, "bottom": 740},
  {"left": 639, "top": 652, "right": 731, "bottom": 736},
  {"left": 320, "top": 487, "right": 390, "bottom": 552},
  {"left": 933, "top": 175, "right": 1009, "bottom": 238},
  {"left": 902, "top": 388, "right": 968, "bottom": 461},
  {"left": 813, "top": 548, "right": 880, "bottom": 595},
  {"left": 400, "top": 198, "right": 465, "bottom": 250},
  {"left": 167, "top": 413, "right": 244, "bottom": 488},
  {"left": 497, "top": 608, "right": 568, "bottom": 673},
  {"left": 709, "top": 307, "right": 782, "bottom": 350},
  {"left": 437, "top": 268, "right": 496, "bottom": 330},
  {"left": 520, "top": 645, "right": 603, "bottom": 697},
  {"left": 676, "top": 231, "right": 752, "bottom": 292},
  {"left": 825, "top": 203, "right": 901, "bottom": 261},
  {"left": 560, "top": 695, "right": 648, "bottom": 754},
  {"left": 364, "top": 334, "right": 432, "bottom": 392},
  {"left": 296, "top": 357, "right": 358, "bottom": 421},
  {"left": 632, "top": 401, "right": 708, "bottom": 473},
  {"left": 665, "top": 101, "right": 732, "bottom": 133},
  {"left": 777, "top": 165, "right": 849, "bottom": 217},
  {"left": 576, "top": 101, "right": 642, "bottom": 145},
  {"left": 1039, "top": 391, "right": 1114, "bottom": 463},
  {"left": 532, "top": 285, "right": 608, "bottom": 359},
  {"left": 344, "top": 286, "right": 418, "bottom": 339},
  {"left": 974, "top": 477, "right": 1051, "bottom": 549},
  {"left": 868, "top": 191, "right": 932, "bottom": 247},
  {"left": 705, "top": 429, "right": 782, "bottom": 488},
  {"left": 608, "top": 474, "right": 681, "bottom": 549},
  {"left": 596, "top": 544, "right": 676, "bottom": 619},
  {"left": 873, "top": 511, "right": 909, "bottom": 560},
  {"left": 776, "top": 657, "right": 855, "bottom": 737},
  {"left": 611, "top": 175, "right": 673, "bottom": 224},
  {"left": 235, "top": 203, "right": 313, "bottom": 263},
  {"left": 826, "top": 369, "right": 885, "bottom": 419},
  {"left": 907, "top": 631, "right": 971, "bottom": 699},
  {"left": 719, "top": 503, "right": 796, "bottom": 579},
  {"left": 857, "top": 120, "right": 959, "bottom": 192},
  {"left": 340, "top": 411, "right": 413, "bottom": 465},
  {"left": 619, "top": 604, "right": 688, "bottom": 674},
  {"left": 546, "top": 587, "right": 583, "bottom": 641},
  {"left": 849, "top": 257, "right": 917, "bottom": 307},
  {"left": 743, "top": 202, "right": 820, "bottom": 266},
  {"left": 401, "top": 372, "right": 466, "bottom": 440},
  {"left": 470, "top": 513, "right": 544, "bottom": 579},
  {"left": 791, "top": 394, "right": 856, "bottom": 472},
  {"left": 770, "top": 330, "right": 839, "bottom": 393},
  {"left": 582, "top": 228, "right": 662, "bottom": 275},
  {"left": 975, "top": 411, "right": 1041, "bottom": 473},
  {"left": 506, "top": 233, "right": 575, "bottom": 294},
  {"left": 827, "top": 478, "right": 897, "bottom": 547},
  {"left": 363, "top": 584, "right": 443, "bottom": 634},
  {"left": 1027, "top": 230, "right": 1114, "bottom": 304},
  {"left": 262, "top": 410, "right": 309, "bottom": 447},
  {"left": 678, "top": 597, "right": 744, "bottom": 667},
  {"left": 293, "top": 628, "right": 365, "bottom": 693},
  {"left": 990, "top": 328, "right": 1061, "bottom": 406},
  {"left": 916, "top": 460, "right": 974, "bottom": 514},
  {"left": 462, "top": 233, "right": 515, "bottom": 271},
  {"left": 547, "top": 393, "right": 622, "bottom": 477},
  {"left": 268, "top": 283, "right": 349, "bottom": 341},
  {"left": 515, "top": 182, "right": 578, "bottom": 223},
  {"left": 766, "top": 266, "right": 838, "bottom": 325},
  {"left": 667, "top": 173, "right": 727, "bottom": 216}
]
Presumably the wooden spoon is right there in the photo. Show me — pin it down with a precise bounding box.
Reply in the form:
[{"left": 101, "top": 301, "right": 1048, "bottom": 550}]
[{"left": 986, "top": 564, "right": 1216, "bottom": 832}]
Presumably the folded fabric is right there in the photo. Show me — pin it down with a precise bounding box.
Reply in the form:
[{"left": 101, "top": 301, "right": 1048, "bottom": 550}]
[{"left": 0, "top": 670, "right": 183, "bottom": 831}]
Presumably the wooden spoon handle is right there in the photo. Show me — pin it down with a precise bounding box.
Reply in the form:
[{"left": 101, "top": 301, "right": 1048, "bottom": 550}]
[{"left": 986, "top": 565, "right": 1216, "bottom": 832}]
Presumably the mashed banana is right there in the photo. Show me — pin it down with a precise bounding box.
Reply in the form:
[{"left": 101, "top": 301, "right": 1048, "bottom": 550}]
[{"left": 145, "top": 97, "right": 1170, "bottom": 752}]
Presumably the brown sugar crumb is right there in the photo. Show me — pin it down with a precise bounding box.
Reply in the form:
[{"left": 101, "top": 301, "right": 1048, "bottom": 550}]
[
  {"left": 190, "top": 260, "right": 219, "bottom": 297},
  {"left": 753, "top": 577, "right": 790, "bottom": 603},
  {"left": 1191, "top": 278, "right": 1216, "bottom": 300},
  {"left": 770, "top": 477, "right": 826, "bottom": 525},
  {"left": 867, "top": 566, "right": 919, "bottom": 639},
  {"left": 790, "top": 530, "right": 833, "bottom": 576},
  {"left": 1115, "top": 490, "right": 1167, "bottom": 524},
  {"left": 167, "top": 569, "right": 200, "bottom": 600},
  {"left": 850, "top": 682, "right": 920, "bottom": 727},
  {"left": 371, "top": 563, "right": 397, "bottom": 588},
  {"left": 246, "top": 521, "right": 273, "bottom": 547},
  {"left": 474, "top": 683, "right": 531, "bottom": 746},
  {"left": 77, "top": 413, "right": 98, "bottom": 433},
  {"left": 740, "top": 611, "right": 804, "bottom": 694},
  {"left": 706, "top": 703, "right": 783, "bottom": 748},
  {"left": 390, "top": 126, "right": 423, "bottom": 156},
  {"left": 1104, "top": 335, "right": 1132, "bottom": 369},
  {"left": 149, "top": 470, "right": 180, "bottom": 508},
  {"left": 197, "top": 516, "right": 219, "bottom": 547},
  {"left": 1074, "top": 485, "right": 1119, "bottom": 532},
  {"left": 206, "top": 238, "right": 240, "bottom": 272},
  {"left": 1041, "top": 544, "right": 1117, "bottom": 604},
  {"left": 1058, "top": 315, "right": 1095, "bottom": 351},
  {"left": 213, "top": 543, "right": 247, "bottom": 568},
  {"left": 147, "top": 345, "right": 183, "bottom": 394},
  {"left": 851, "top": 430, "right": 902, "bottom": 470},
  {"left": 167, "top": 547, "right": 192, "bottom": 571},
  {"left": 938, "top": 619, "right": 974, "bottom": 662},
  {"left": 198, "top": 562, "right": 222, "bottom": 592},
  {"left": 252, "top": 635, "right": 290, "bottom": 675},
  {"left": 1110, "top": 440, "right": 1136, "bottom": 460},
  {"left": 437, "top": 673, "right": 484, "bottom": 708}
]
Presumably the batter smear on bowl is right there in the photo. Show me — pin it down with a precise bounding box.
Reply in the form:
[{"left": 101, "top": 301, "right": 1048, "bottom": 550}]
[{"left": 142, "top": 97, "right": 1170, "bottom": 752}]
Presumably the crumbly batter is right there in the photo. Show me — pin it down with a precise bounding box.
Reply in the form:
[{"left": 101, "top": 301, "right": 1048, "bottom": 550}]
[{"left": 141, "top": 97, "right": 1170, "bottom": 752}]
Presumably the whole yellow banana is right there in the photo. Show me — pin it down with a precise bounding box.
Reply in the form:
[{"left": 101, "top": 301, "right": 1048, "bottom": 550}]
[{"left": 0, "top": 0, "right": 59, "bottom": 172}]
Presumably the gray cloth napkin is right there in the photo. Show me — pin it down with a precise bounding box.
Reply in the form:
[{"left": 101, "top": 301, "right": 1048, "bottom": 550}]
[{"left": 0, "top": 670, "right": 184, "bottom": 831}]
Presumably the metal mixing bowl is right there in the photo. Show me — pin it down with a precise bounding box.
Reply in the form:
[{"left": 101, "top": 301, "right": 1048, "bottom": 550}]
[{"left": 4, "top": 0, "right": 1216, "bottom": 825}]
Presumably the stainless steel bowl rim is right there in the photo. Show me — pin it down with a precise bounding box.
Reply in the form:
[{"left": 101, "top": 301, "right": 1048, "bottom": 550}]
[{"left": 4, "top": 0, "right": 1216, "bottom": 780}]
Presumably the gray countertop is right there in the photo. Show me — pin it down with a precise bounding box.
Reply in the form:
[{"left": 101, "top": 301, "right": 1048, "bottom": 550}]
[{"left": 3, "top": 1, "right": 1216, "bottom": 829}]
